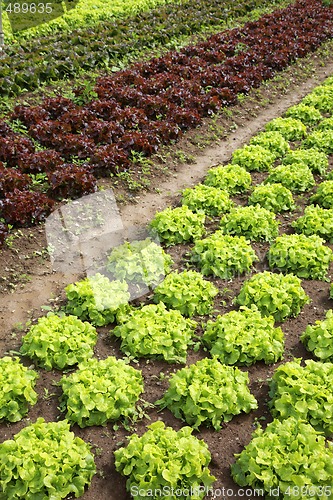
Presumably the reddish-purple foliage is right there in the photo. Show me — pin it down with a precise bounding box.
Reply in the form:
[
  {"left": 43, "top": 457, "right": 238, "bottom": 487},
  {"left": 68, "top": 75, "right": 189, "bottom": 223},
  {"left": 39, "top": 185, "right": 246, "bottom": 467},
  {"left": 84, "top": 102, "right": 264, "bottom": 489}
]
[
  {"left": 0, "top": 189, "right": 54, "bottom": 226},
  {"left": 0, "top": 136, "right": 35, "bottom": 168},
  {"left": 118, "top": 131, "right": 160, "bottom": 155},
  {"left": 47, "top": 164, "right": 97, "bottom": 199},
  {"left": 0, "top": 165, "right": 31, "bottom": 195},
  {"left": 90, "top": 145, "right": 131, "bottom": 176},
  {"left": 11, "top": 105, "right": 51, "bottom": 127},
  {"left": 82, "top": 120, "right": 125, "bottom": 144},
  {"left": 17, "top": 150, "right": 65, "bottom": 174}
]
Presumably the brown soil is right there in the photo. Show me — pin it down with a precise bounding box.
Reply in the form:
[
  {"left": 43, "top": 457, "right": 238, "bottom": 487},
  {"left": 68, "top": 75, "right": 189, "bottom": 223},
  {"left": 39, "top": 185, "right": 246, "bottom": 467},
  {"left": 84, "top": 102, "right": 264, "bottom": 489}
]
[{"left": 1, "top": 48, "right": 333, "bottom": 500}]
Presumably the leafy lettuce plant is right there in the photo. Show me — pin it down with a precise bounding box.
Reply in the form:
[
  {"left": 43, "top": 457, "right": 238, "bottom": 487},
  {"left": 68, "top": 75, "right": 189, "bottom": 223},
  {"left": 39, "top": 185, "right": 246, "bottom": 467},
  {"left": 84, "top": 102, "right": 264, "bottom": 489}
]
[
  {"left": 114, "top": 421, "right": 216, "bottom": 500},
  {"left": 153, "top": 270, "right": 219, "bottom": 317},
  {"left": 219, "top": 205, "right": 279, "bottom": 241},
  {"left": 149, "top": 205, "right": 205, "bottom": 246},
  {"left": 301, "top": 89, "right": 333, "bottom": 113},
  {"left": 301, "top": 309, "right": 333, "bottom": 362},
  {"left": 181, "top": 183, "right": 233, "bottom": 216},
  {"left": 292, "top": 205, "right": 333, "bottom": 243},
  {"left": 284, "top": 102, "right": 323, "bottom": 125},
  {"left": 20, "top": 313, "right": 98, "bottom": 371},
  {"left": 59, "top": 356, "right": 144, "bottom": 427},
  {"left": 231, "top": 144, "right": 276, "bottom": 171},
  {"left": 316, "top": 117, "right": 333, "bottom": 132},
  {"left": 302, "top": 130, "right": 333, "bottom": 154},
  {"left": 112, "top": 302, "right": 196, "bottom": 363},
  {"left": 191, "top": 231, "right": 257, "bottom": 279},
  {"left": 0, "top": 356, "right": 38, "bottom": 422},
  {"left": 106, "top": 238, "right": 173, "bottom": 288},
  {"left": 248, "top": 183, "right": 295, "bottom": 213},
  {"left": 236, "top": 271, "right": 310, "bottom": 322},
  {"left": 65, "top": 273, "right": 130, "bottom": 326},
  {"left": 264, "top": 163, "right": 315, "bottom": 193},
  {"left": 249, "top": 131, "right": 290, "bottom": 158},
  {"left": 204, "top": 163, "right": 252, "bottom": 194},
  {"left": 265, "top": 117, "right": 307, "bottom": 141},
  {"left": 156, "top": 357, "right": 257, "bottom": 430},
  {"left": 0, "top": 418, "right": 96, "bottom": 499},
  {"left": 310, "top": 180, "right": 333, "bottom": 208},
  {"left": 231, "top": 416, "right": 333, "bottom": 498},
  {"left": 267, "top": 234, "right": 333, "bottom": 281},
  {"left": 282, "top": 147, "right": 328, "bottom": 175},
  {"left": 269, "top": 359, "right": 333, "bottom": 436},
  {"left": 202, "top": 306, "right": 284, "bottom": 366}
]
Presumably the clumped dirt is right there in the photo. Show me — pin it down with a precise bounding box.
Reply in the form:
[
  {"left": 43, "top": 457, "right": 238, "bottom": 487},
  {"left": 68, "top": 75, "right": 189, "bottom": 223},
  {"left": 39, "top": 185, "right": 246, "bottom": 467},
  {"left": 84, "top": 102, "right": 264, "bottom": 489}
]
[{"left": 1, "top": 50, "right": 333, "bottom": 500}]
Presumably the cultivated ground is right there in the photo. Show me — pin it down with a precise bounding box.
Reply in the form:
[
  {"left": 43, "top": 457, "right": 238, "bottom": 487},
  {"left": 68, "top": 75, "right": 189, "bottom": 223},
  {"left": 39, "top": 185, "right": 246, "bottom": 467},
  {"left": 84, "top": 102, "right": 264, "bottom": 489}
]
[{"left": 0, "top": 46, "right": 333, "bottom": 500}]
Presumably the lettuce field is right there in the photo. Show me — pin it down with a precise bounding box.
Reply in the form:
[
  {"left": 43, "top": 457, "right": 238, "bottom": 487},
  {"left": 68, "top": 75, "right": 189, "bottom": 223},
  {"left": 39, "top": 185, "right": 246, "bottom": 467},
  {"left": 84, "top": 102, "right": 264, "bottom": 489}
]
[{"left": 1, "top": 0, "right": 333, "bottom": 498}]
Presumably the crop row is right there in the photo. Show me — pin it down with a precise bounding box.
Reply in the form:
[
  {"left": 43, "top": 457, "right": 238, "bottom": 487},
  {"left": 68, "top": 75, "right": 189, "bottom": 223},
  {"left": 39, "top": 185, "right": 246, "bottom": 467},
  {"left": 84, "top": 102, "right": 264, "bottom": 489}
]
[
  {"left": 2, "top": 0, "right": 177, "bottom": 41},
  {"left": 0, "top": 0, "right": 332, "bottom": 241},
  {"left": 1, "top": 74, "right": 333, "bottom": 498},
  {"left": 0, "top": 0, "right": 291, "bottom": 97}
]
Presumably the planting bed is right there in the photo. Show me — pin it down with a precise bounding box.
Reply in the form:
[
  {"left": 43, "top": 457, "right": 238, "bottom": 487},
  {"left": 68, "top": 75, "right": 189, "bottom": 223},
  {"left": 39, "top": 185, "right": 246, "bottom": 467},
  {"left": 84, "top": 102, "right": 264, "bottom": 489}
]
[{"left": 1, "top": 1, "right": 333, "bottom": 499}]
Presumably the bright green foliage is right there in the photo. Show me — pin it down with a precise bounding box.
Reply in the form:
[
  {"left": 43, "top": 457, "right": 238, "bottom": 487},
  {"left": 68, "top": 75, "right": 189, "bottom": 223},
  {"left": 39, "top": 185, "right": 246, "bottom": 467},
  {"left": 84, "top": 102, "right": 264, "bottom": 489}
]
[
  {"left": 282, "top": 148, "right": 328, "bottom": 175},
  {"left": 327, "top": 170, "right": 333, "bottom": 180},
  {"left": 106, "top": 238, "right": 173, "bottom": 288},
  {"left": 65, "top": 273, "right": 130, "bottom": 326},
  {"left": 0, "top": 357, "right": 38, "bottom": 422},
  {"left": 59, "top": 357, "right": 144, "bottom": 427},
  {"left": 302, "top": 130, "right": 333, "bottom": 154},
  {"left": 249, "top": 131, "right": 290, "bottom": 158},
  {"left": 112, "top": 302, "right": 196, "bottom": 363},
  {"left": 204, "top": 164, "right": 252, "bottom": 194},
  {"left": 284, "top": 103, "right": 323, "bottom": 125},
  {"left": 5, "top": 0, "right": 174, "bottom": 40},
  {"left": 316, "top": 117, "right": 333, "bottom": 131},
  {"left": 150, "top": 206, "right": 205, "bottom": 246},
  {"left": 248, "top": 183, "right": 295, "bottom": 213},
  {"left": 264, "top": 163, "right": 315, "bottom": 192},
  {"left": 310, "top": 84, "right": 333, "bottom": 96},
  {"left": 181, "top": 184, "right": 233, "bottom": 216},
  {"left": 310, "top": 180, "right": 333, "bottom": 208},
  {"left": 219, "top": 205, "right": 279, "bottom": 241},
  {"left": 153, "top": 270, "right": 219, "bottom": 317},
  {"left": 269, "top": 359, "right": 333, "bottom": 436},
  {"left": 265, "top": 117, "right": 307, "bottom": 141},
  {"left": 231, "top": 145, "right": 276, "bottom": 171},
  {"left": 231, "top": 416, "right": 333, "bottom": 498},
  {"left": 301, "top": 310, "right": 333, "bottom": 362},
  {"left": 114, "top": 421, "right": 216, "bottom": 499},
  {"left": 236, "top": 271, "right": 310, "bottom": 322},
  {"left": 191, "top": 232, "right": 257, "bottom": 279},
  {"left": 20, "top": 313, "right": 98, "bottom": 371},
  {"left": 302, "top": 89, "right": 333, "bottom": 113},
  {"left": 202, "top": 307, "right": 284, "bottom": 366},
  {"left": 292, "top": 205, "right": 333, "bottom": 243},
  {"left": 268, "top": 234, "right": 333, "bottom": 281},
  {"left": 156, "top": 357, "right": 257, "bottom": 430},
  {"left": 0, "top": 418, "right": 96, "bottom": 499}
]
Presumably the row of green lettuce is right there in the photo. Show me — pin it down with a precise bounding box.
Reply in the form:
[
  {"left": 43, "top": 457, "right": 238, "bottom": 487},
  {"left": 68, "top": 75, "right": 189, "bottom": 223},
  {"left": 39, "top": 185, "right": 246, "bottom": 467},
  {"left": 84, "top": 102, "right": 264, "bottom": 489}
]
[
  {"left": 0, "top": 75, "right": 333, "bottom": 498},
  {"left": 1, "top": 0, "right": 178, "bottom": 42},
  {"left": 0, "top": 0, "right": 292, "bottom": 98}
]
